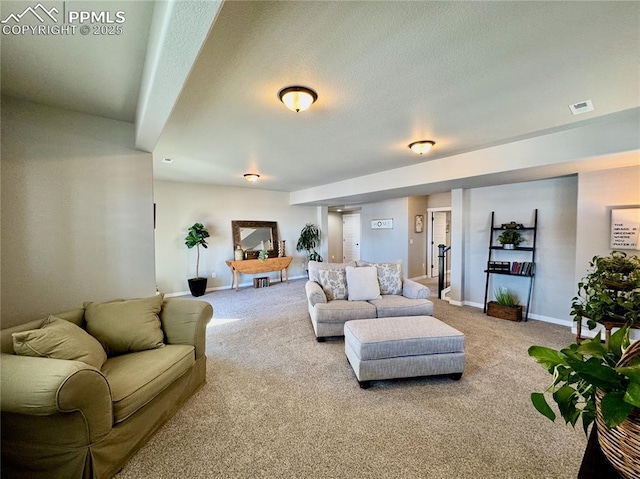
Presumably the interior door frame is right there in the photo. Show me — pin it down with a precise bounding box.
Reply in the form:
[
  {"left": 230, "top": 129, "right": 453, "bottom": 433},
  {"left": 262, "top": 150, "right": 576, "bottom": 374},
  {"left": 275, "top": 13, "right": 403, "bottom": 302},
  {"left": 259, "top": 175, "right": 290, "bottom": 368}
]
[{"left": 427, "top": 207, "right": 451, "bottom": 278}]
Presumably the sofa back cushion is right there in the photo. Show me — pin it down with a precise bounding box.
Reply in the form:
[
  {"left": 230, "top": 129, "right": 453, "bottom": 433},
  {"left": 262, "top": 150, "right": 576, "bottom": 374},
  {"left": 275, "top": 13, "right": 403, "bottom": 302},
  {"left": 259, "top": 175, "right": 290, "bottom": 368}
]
[
  {"left": 345, "top": 266, "right": 381, "bottom": 301},
  {"left": 84, "top": 295, "right": 165, "bottom": 356},
  {"left": 308, "top": 261, "right": 356, "bottom": 284},
  {"left": 12, "top": 316, "right": 107, "bottom": 369}
]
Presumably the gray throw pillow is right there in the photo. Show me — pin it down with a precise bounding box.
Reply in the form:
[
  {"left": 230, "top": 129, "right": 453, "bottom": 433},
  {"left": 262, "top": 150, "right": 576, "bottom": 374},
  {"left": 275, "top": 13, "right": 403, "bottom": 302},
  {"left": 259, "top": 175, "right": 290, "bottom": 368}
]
[
  {"left": 317, "top": 269, "right": 348, "bottom": 300},
  {"left": 375, "top": 262, "right": 403, "bottom": 295}
]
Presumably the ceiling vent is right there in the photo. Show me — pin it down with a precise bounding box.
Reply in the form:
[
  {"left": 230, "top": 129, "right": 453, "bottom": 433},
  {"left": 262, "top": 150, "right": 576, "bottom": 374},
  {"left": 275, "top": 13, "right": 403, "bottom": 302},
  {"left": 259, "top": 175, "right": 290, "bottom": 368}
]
[
  {"left": 568, "top": 100, "right": 594, "bottom": 115},
  {"left": 161, "top": 158, "right": 173, "bottom": 164}
]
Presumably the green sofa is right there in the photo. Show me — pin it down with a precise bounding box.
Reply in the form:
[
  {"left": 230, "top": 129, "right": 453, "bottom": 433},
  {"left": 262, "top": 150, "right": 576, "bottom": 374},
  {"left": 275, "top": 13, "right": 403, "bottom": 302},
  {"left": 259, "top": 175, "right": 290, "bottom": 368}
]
[{"left": 0, "top": 297, "right": 213, "bottom": 479}]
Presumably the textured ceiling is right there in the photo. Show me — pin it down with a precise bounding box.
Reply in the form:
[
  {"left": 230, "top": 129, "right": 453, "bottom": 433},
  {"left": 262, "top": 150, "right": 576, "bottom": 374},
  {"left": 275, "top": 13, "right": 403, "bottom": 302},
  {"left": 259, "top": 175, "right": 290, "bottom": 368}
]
[{"left": 153, "top": 1, "right": 640, "bottom": 191}]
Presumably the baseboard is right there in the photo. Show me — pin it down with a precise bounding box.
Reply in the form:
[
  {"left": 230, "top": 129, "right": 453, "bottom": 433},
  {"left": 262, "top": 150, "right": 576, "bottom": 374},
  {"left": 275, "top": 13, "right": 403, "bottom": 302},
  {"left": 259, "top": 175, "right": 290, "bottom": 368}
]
[
  {"left": 461, "top": 301, "right": 571, "bottom": 328},
  {"left": 164, "top": 275, "right": 307, "bottom": 297},
  {"left": 410, "top": 275, "right": 428, "bottom": 280}
]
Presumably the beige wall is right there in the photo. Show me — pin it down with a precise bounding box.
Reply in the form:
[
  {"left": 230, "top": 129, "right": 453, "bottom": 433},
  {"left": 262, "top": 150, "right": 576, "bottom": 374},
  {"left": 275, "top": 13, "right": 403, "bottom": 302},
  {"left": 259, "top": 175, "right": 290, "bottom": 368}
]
[
  {"left": 1, "top": 98, "right": 156, "bottom": 327},
  {"left": 327, "top": 212, "right": 344, "bottom": 262},
  {"left": 408, "top": 196, "right": 428, "bottom": 278},
  {"left": 154, "top": 180, "right": 317, "bottom": 294},
  {"left": 427, "top": 192, "right": 451, "bottom": 209}
]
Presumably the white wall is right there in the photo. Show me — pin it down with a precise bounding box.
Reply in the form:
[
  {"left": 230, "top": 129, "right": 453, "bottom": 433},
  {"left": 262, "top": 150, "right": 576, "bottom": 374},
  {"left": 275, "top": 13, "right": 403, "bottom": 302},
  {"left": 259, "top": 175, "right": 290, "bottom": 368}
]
[
  {"left": 1, "top": 97, "right": 156, "bottom": 327},
  {"left": 359, "top": 198, "right": 409, "bottom": 271},
  {"left": 327, "top": 212, "right": 343, "bottom": 262},
  {"left": 154, "top": 180, "right": 317, "bottom": 294},
  {"left": 462, "top": 176, "right": 578, "bottom": 324}
]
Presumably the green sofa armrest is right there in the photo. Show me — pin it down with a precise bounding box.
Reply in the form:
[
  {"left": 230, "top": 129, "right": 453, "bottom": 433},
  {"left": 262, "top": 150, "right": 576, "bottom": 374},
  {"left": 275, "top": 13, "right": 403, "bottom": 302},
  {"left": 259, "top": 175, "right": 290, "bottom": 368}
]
[
  {"left": 160, "top": 299, "right": 213, "bottom": 359},
  {"left": 402, "top": 279, "right": 430, "bottom": 299},
  {"left": 1, "top": 353, "right": 113, "bottom": 441}
]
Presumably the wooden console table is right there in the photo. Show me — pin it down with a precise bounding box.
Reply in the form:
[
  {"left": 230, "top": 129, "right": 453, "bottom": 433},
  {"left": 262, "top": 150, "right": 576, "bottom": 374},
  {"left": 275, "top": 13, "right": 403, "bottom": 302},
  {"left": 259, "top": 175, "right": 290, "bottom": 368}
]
[{"left": 225, "top": 257, "right": 293, "bottom": 292}]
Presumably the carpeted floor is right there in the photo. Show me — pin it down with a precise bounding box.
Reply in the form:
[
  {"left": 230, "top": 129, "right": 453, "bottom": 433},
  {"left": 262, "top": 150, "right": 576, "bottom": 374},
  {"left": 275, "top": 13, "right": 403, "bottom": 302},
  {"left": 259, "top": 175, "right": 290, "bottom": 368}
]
[{"left": 115, "top": 279, "right": 587, "bottom": 478}]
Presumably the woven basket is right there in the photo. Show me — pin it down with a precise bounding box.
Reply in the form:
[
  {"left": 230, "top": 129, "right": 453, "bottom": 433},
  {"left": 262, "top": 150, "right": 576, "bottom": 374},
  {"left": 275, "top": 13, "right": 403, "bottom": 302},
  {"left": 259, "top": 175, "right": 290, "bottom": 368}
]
[{"left": 596, "top": 340, "right": 640, "bottom": 479}]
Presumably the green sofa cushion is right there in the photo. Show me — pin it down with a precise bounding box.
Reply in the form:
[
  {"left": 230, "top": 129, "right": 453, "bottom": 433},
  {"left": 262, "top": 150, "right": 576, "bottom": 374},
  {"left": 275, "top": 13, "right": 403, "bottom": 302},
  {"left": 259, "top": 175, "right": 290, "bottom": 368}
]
[
  {"left": 101, "top": 345, "right": 195, "bottom": 423},
  {"left": 12, "top": 316, "right": 107, "bottom": 369},
  {"left": 84, "top": 295, "right": 165, "bottom": 356}
]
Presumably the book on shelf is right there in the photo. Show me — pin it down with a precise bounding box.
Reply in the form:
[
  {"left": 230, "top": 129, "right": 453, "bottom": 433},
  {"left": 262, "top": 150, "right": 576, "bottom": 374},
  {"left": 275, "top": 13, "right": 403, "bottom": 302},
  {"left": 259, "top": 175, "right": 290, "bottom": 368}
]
[
  {"left": 510, "top": 262, "right": 535, "bottom": 276},
  {"left": 487, "top": 261, "right": 511, "bottom": 272}
]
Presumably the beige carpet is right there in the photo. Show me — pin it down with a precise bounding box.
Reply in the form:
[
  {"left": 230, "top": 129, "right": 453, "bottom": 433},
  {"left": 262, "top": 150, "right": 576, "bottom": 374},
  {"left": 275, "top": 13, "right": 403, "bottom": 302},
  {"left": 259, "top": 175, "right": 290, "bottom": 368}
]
[{"left": 116, "top": 279, "right": 587, "bottom": 478}]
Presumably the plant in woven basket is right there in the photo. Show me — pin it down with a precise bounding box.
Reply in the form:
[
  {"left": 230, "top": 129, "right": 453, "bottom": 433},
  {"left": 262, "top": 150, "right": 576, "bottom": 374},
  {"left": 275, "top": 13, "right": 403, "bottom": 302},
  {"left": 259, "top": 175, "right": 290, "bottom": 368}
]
[
  {"left": 571, "top": 251, "right": 640, "bottom": 329},
  {"left": 528, "top": 326, "right": 640, "bottom": 435}
]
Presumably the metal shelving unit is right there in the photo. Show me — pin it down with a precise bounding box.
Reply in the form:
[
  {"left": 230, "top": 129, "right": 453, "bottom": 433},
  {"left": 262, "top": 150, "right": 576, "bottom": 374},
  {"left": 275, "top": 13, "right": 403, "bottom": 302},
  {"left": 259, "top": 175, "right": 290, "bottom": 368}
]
[{"left": 483, "top": 209, "right": 538, "bottom": 321}]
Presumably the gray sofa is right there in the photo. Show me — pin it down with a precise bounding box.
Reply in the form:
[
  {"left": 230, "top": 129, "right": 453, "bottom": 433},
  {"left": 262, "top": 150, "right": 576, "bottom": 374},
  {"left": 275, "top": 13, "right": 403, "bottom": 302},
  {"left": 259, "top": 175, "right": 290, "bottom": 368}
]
[
  {"left": 0, "top": 295, "right": 213, "bottom": 479},
  {"left": 305, "top": 261, "right": 434, "bottom": 340}
]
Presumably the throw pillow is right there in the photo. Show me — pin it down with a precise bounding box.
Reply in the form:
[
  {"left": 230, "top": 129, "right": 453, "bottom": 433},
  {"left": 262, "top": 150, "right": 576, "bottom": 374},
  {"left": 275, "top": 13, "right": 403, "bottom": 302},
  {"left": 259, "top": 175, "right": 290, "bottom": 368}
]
[
  {"left": 12, "top": 316, "right": 107, "bottom": 369},
  {"left": 345, "top": 266, "right": 381, "bottom": 301},
  {"left": 375, "top": 262, "right": 403, "bottom": 295},
  {"left": 84, "top": 294, "right": 165, "bottom": 356},
  {"left": 317, "top": 269, "right": 348, "bottom": 300}
]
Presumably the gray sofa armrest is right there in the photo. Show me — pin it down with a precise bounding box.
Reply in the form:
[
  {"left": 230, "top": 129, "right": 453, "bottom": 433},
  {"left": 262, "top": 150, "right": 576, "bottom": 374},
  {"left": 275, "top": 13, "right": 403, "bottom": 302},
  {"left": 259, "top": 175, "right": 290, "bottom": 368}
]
[
  {"left": 1, "top": 353, "right": 113, "bottom": 441},
  {"left": 160, "top": 298, "right": 213, "bottom": 359},
  {"left": 305, "top": 281, "right": 327, "bottom": 306},
  {"left": 402, "top": 279, "right": 430, "bottom": 299}
]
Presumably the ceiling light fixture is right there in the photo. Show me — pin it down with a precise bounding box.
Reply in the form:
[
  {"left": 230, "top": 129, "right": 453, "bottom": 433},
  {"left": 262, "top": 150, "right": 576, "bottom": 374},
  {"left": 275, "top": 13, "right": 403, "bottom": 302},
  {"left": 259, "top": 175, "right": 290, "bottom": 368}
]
[
  {"left": 408, "top": 140, "right": 436, "bottom": 155},
  {"left": 278, "top": 86, "right": 318, "bottom": 112},
  {"left": 244, "top": 173, "right": 260, "bottom": 183},
  {"left": 161, "top": 158, "right": 173, "bottom": 164}
]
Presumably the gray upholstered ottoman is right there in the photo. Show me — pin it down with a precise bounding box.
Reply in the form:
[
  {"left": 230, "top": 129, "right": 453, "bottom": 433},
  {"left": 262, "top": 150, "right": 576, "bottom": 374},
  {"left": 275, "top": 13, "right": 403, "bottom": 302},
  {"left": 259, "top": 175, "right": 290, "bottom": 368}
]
[{"left": 344, "top": 316, "right": 465, "bottom": 389}]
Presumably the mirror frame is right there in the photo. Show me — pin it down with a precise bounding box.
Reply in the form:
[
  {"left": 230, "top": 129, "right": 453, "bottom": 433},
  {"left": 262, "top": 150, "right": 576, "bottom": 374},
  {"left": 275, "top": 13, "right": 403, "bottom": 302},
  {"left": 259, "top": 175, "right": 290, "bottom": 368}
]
[{"left": 231, "top": 220, "right": 279, "bottom": 260}]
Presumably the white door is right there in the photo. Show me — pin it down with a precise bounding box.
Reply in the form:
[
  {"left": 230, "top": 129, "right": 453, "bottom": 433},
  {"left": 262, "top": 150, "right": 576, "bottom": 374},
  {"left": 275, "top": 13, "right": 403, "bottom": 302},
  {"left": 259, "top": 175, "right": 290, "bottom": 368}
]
[
  {"left": 343, "top": 214, "right": 361, "bottom": 261},
  {"left": 430, "top": 212, "right": 448, "bottom": 277}
]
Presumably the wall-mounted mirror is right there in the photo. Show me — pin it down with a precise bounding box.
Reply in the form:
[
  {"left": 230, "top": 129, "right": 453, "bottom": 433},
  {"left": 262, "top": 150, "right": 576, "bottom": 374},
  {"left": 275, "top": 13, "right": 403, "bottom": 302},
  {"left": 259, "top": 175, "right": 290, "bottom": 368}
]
[{"left": 231, "top": 221, "right": 279, "bottom": 259}]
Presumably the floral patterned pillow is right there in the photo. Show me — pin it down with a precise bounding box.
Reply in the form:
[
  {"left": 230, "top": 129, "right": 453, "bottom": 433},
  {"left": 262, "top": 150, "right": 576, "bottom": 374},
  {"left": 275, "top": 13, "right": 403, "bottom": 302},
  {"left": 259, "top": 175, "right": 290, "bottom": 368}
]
[
  {"left": 317, "top": 269, "right": 348, "bottom": 300},
  {"left": 375, "top": 263, "right": 403, "bottom": 295}
]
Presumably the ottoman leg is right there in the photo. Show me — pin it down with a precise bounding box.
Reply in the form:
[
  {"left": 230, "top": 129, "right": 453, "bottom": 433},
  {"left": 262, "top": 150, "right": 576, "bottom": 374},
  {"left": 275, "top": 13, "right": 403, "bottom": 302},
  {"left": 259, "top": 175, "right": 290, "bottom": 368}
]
[
  {"left": 358, "top": 380, "right": 371, "bottom": 389},
  {"left": 450, "top": 373, "right": 463, "bottom": 380}
]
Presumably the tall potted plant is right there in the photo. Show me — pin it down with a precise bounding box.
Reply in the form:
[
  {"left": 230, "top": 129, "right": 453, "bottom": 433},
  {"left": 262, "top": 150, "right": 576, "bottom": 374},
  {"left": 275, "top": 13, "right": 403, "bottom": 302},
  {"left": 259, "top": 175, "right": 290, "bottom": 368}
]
[
  {"left": 184, "top": 222, "right": 210, "bottom": 297},
  {"left": 296, "top": 223, "right": 323, "bottom": 264}
]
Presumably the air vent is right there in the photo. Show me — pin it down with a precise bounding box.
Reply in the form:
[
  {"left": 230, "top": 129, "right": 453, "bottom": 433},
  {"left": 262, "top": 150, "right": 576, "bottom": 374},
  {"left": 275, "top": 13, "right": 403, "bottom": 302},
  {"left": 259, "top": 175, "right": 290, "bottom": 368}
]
[
  {"left": 568, "top": 100, "right": 594, "bottom": 115},
  {"left": 161, "top": 158, "right": 173, "bottom": 164}
]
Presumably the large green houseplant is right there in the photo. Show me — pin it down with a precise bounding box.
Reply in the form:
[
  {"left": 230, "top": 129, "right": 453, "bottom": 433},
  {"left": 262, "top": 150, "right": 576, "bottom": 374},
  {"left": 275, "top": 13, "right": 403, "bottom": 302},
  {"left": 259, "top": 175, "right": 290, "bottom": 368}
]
[
  {"left": 296, "top": 223, "right": 323, "bottom": 263},
  {"left": 184, "top": 222, "right": 210, "bottom": 297},
  {"left": 571, "top": 251, "right": 640, "bottom": 329}
]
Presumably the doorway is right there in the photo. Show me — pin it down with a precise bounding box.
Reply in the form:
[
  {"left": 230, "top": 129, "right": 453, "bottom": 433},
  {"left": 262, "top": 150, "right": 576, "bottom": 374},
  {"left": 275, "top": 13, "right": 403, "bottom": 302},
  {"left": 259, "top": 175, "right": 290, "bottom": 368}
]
[
  {"left": 428, "top": 209, "right": 451, "bottom": 278},
  {"left": 342, "top": 214, "right": 361, "bottom": 261}
]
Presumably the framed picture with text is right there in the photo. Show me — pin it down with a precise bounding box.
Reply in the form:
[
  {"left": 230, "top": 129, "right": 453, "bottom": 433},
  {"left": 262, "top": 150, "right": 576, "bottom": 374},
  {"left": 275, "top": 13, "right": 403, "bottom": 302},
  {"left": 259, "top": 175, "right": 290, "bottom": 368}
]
[{"left": 415, "top": 215, "right": 424, "bottom": 233}]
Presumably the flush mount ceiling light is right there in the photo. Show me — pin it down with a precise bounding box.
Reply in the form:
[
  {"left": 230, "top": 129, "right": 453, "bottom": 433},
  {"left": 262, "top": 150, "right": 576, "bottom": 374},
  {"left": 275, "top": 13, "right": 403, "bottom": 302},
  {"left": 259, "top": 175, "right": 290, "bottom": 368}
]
[
  {"left": 161, "top": 158, "right": 173, "bottom": 164},
  {"left": 244, "top": 173, "right": 260, "bottom": 183},
  {"left": 278, "top": 86, "right": 318, "bottom": 112},
  {"left": 408, "top": 140, "right": 436, "bottom": 155}
]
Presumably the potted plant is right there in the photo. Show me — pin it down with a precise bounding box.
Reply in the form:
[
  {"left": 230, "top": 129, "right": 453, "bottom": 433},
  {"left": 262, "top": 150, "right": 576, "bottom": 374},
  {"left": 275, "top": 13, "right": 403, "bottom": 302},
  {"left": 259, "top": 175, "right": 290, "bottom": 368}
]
[
  {"left": 184, "top": 222, "right": 210, "bottom": 297},
  {"left": 529, "top": 327, "right": 640, "bottom": 477},
  {"left": 296, "top": 223, "right": 323, "bottom": 264},
  {"left": 497, "top": 229, "right": 525, "bottom": 249},
  {"left": 487, "top": 287, "right": 523, "bottom": 321},
  {"left": 571, "top": 251, "right": 640, "bottom": 330},
  {"left": 258, "top": 249, "right": 269, "bottom": 261}
]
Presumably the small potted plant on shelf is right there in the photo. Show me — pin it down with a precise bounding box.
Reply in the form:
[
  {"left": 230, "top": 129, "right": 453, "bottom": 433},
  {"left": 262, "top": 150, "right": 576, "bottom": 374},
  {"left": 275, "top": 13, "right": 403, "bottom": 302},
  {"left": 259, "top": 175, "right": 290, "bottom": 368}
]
[
  {"left": 487, "top": 287, "right": 522, "bottom": 321},
  {"left": 258, "top": 249, "right": 269, "bottom": 261},
  {"left": 184, "top": 222, "right": 210, "bottom": 297},
  {"left": 497, "top": 229, "right": 525, "bottom": 249}
]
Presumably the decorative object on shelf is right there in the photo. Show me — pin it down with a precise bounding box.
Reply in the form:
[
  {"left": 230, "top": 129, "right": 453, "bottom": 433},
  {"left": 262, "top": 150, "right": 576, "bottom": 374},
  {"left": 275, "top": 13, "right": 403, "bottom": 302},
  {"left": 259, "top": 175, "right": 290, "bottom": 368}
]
[
  {"left": 184, "top": 222, "right": 210, "bottom": 297},
  {"left": 278, "top": 240, "right": 286, "bottom": 257},
  {"left": 234, "top": 245, "right": 244, "bottom": 261},
  {"left": 497, "top": 229, "right": 525, "bottom": 249},
  {"left": 500, "top": 221, "right": 524, "bottom": 230},
  {"left": 232, "top": 220, "right": 278, "bottom": 260},
  {"left": 415, "top": 214, "right": 424, "bottom": 233},
  {"left": 572, "top": 251, "right": 640, "bottom": 331},
  {"left": 244, "top": 173, "right": 260, "bottom": 183},
  {"left": 408, "top": 140, "right": 435, "bottom": 155},
  {"left": 528, "top": 326, "right": 640, "bottom": 479},
  {"left": 278, "top": 86, "right": 317, "bottom": 112},
  {"left": 297, "top": 223, "right": 323, "bottom": 262},
  {"left": 258, "top": 249, "right": 269, "bottom": 261},
  {"left": 487, "top": 287, "right": 522, "bottom": 321}
]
